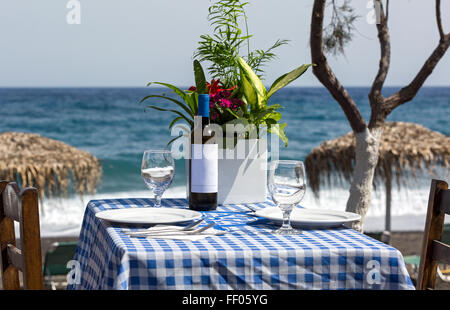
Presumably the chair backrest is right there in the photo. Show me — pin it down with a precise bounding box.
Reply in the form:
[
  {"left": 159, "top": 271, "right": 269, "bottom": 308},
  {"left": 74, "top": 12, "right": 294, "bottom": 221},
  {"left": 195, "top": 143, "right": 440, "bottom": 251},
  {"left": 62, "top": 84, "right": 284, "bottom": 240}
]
[
  {"left": 0, "top": 180, "right": 43, "bottom": 290},
  {"left": 417, "top": 179, "right": 450, "bottom": 290}
]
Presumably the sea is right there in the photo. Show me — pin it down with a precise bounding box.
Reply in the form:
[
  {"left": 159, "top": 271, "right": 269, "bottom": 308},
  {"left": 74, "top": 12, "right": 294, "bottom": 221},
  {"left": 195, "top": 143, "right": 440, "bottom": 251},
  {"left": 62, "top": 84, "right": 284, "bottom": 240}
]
[{"left": 1, "top": 87, "right": 449, "bottom": 236}]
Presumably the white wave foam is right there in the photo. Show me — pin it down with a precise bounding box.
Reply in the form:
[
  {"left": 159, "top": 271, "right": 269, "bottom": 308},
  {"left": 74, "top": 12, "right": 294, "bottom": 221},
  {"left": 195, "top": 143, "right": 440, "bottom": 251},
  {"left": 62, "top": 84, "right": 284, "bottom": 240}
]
[{"left": 38, "top": 184, "right": 448, "bottom": 237}]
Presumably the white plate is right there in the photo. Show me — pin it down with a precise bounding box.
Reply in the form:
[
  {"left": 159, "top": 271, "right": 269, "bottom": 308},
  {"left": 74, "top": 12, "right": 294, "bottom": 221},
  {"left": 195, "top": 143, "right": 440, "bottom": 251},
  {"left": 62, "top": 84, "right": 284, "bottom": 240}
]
[
  {"left": 254, "top": 207, "right": 361, "bottom": 228},
  {"left": 95, "top": 208, "right": 203, "bottom": 225}
]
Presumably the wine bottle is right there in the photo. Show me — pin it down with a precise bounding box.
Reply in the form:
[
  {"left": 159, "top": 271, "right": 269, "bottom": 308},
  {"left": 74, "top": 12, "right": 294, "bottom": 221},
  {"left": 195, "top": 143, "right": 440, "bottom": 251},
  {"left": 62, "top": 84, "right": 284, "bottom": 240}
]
[{"left": 189, "top": 94, "right": 218, "bottom": 211}]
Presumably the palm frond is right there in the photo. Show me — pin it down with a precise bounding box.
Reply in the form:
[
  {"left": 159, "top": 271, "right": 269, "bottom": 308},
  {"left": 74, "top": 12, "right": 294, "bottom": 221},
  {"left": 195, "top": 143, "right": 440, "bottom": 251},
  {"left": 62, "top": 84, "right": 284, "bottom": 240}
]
[{"left": 145, "top": 105, "right": 193, "bottom": 128}]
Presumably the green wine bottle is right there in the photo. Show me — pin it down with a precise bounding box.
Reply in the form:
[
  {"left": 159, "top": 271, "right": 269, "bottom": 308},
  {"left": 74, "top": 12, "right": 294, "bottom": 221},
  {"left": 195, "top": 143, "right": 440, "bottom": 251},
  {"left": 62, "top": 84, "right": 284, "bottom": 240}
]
[{"left": 189, "top": 94, "right": 218, "bottom": 211}]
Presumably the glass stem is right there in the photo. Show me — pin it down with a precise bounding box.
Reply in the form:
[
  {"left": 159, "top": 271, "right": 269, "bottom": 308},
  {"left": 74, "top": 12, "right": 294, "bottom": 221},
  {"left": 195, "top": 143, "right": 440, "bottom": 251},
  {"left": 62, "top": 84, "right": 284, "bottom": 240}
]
[
  {"left": 154, "top": 193, "right": 162, "bottom": 207},
  {"left": 281, "top": 205, "right": 293, "bottom": 229}
]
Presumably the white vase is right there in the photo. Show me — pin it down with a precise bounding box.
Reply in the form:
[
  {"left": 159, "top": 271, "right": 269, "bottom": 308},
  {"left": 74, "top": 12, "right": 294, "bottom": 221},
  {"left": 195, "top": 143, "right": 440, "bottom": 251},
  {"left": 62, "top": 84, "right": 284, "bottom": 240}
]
[{"left": 186, "top": 139, "right": 268, "bottom": 204}]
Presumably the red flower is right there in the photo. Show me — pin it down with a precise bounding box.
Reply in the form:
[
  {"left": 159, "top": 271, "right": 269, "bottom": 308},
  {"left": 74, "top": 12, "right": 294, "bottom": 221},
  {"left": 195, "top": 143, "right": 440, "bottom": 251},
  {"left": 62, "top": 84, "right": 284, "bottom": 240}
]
[
  {"left": 188, "top": 79, "right": 237, "bottom": 95},
  {"left": 207, "top": 79, "right": 237, "bottom": 95}
]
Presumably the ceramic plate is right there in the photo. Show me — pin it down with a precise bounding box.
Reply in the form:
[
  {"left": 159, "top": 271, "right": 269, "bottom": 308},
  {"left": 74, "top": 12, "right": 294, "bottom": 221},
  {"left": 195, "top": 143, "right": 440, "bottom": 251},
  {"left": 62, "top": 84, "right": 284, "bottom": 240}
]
[
  {"left": 255, "top": 207, "right": 361, "bottom": 228},
  {"left": 95, "top": 208, "right": 203, "bottom": 225}
]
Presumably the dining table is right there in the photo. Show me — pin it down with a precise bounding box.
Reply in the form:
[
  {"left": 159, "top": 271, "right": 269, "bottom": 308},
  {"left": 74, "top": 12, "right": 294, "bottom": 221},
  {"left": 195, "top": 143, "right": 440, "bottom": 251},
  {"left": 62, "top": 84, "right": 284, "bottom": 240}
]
[{"left": 67, "top": 198, "right": 415, "bottom": 290}]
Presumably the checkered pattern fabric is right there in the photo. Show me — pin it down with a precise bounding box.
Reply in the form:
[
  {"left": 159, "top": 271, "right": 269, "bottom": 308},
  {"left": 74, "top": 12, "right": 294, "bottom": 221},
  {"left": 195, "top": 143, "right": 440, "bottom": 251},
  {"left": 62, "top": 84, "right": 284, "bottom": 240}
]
[{"left": 67, "top": 198, "right": 414, "bottom": 290}]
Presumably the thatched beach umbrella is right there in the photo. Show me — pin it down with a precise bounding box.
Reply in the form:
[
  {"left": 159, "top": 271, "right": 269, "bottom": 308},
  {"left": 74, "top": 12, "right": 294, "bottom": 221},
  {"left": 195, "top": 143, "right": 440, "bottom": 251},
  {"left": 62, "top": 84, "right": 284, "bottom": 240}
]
[
  {"left": 305, "top": 122, "right": 450, "bottom": 242},
  {"left": 0, "top": 132, "right": 101, "bottom": 201}
]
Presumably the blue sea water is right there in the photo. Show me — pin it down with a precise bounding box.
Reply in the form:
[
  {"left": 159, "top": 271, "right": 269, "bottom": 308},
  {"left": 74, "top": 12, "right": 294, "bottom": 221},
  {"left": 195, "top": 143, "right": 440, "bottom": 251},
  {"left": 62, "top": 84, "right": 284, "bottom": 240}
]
[
  {"left": 1, "top": 86, "right": 448, "bottom": 193},
  {"left": 0, "top": 87, "right": 449, "bottom": 234}
]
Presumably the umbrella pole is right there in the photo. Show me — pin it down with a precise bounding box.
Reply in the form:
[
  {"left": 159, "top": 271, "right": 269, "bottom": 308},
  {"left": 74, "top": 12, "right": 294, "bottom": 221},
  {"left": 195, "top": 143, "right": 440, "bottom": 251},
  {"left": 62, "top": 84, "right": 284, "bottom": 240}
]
[{"left": 381, "top": 175, "right": 392, "bottom": 244}]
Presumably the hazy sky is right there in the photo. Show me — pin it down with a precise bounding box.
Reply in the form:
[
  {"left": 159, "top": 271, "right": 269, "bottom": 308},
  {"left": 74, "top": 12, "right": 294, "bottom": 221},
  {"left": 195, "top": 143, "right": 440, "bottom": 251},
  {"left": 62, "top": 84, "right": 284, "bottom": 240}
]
[{"left": 0, "top": 0, "right": 449, "bottom": 87}]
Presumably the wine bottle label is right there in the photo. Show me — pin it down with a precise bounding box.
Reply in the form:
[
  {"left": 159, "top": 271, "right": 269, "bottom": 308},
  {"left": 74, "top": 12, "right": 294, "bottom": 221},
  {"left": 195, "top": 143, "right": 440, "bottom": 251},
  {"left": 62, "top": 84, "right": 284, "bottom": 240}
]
[{"left": 191, "top": 144, "right": 218, "bottom": 193}]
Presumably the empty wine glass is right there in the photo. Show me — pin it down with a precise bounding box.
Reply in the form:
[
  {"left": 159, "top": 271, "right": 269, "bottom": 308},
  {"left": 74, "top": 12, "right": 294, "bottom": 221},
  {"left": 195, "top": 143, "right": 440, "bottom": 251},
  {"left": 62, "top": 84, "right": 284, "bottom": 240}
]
[
  {"left": 268, "top": 160, "right": 306, "bottom": 235},
  {"left": 141, "top": 150, "right": 175, "bottom": 207}
]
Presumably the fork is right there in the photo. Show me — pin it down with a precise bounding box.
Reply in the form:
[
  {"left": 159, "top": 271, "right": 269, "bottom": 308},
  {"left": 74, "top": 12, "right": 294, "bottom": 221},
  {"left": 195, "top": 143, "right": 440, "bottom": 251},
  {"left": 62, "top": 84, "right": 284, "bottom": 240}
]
[
  {"left": 242, "top": 205, "right": 257, "bottom": 213},
  {"left": 125, "top": 222, "right": 217, "bottom": 237},
  {"left": 121, "top": 218, "right": 204, "bottom": 234}
]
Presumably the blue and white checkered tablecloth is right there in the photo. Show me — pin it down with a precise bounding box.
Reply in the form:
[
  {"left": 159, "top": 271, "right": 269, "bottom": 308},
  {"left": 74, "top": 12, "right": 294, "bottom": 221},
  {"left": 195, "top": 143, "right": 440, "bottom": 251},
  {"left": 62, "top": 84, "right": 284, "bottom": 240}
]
[{"left": 67, "top": 198, "right": 414, "bottom": 290}]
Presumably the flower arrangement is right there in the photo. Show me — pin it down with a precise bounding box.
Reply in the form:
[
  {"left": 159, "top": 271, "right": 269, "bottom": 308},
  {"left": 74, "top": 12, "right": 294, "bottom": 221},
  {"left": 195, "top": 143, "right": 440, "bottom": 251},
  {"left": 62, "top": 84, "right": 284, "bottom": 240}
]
[
  {"left": 188, "top": 79, "right": 243, "bottom": 124},
  {"left": 141, "top": 0, "right": 311, "bottom": 147}
]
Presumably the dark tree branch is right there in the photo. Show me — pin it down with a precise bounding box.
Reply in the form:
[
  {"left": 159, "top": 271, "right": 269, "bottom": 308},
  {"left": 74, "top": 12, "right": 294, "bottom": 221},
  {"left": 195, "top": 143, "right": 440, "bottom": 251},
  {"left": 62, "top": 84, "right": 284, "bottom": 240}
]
[
  {"left": 385, "top": 0, "right": 389, "bottom": 21},
  {"left": 436, "top": 0, "right": 445, "bottom": 40},
  {"left": 369, "top": 0, "right": 390, "bottom": 96},
  {"left": 368, "top": 0, "right": 390, "bottom": 128},
  {"left": 384, "top": 35, "right": 450, "bottom": 112},
  {"left": 310, "top": 0, "right": 366, "bottom": 133},
  {"left": 381, "top": 0, "right": 450, "bottom": 118}
]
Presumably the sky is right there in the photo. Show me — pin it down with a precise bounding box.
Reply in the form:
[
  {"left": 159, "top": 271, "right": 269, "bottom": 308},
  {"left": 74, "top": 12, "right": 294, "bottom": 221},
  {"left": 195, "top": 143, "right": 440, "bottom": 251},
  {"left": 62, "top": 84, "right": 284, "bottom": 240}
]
[{"left": 0, "top": 0, "right": 449, "bottom": 87}]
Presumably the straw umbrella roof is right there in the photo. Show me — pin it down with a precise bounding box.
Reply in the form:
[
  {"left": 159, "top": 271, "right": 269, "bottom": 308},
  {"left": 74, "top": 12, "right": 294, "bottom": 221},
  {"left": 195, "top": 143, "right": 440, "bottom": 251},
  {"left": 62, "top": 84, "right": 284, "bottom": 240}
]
[
  {"left": 305, "top": 122, "right": 450, "bottom": 195},
  {"left": 0, "top": 132, "right": 101, "bottom": 198}
]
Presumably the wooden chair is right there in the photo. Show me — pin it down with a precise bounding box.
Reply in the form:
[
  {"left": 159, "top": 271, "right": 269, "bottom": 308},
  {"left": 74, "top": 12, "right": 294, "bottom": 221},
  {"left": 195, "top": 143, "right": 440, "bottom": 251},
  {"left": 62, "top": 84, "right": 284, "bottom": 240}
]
[
  {"left": 417, "top": 179, "right": 450, "bottom": 290},
  {"left": 0, "top": 180, "right": 43, "bottom": 290}
]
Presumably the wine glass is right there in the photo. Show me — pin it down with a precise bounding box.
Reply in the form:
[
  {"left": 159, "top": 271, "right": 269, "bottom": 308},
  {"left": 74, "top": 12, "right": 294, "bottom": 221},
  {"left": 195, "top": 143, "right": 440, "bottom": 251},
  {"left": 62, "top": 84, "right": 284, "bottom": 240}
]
[
  {"left": 268, "top": 160, "right": 306, "bottom": 235},
  {"left": 141, "top": 150, "right": 175, "bottom": 207}
]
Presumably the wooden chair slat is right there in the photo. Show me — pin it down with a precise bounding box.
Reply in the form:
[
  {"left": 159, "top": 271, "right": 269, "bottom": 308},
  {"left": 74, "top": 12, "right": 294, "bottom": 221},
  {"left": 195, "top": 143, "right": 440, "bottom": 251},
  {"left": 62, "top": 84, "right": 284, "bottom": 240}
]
[
  {"left": 0, "top": 217, "right": 15, "bottom": 248},
  {"left": 432, "top": 240, "right": 450, "bottom": 265},
  {"left": 1, "top": 265, "right": 20, "bottom": 290},
  {"left": 0, "top": 181, "right": 8, "bottom": 218},
  {"left": 2, "top": 183, "right": 21, "bottom": 222},
  {"left": 19, "top": 187, "right": 43, "bottom": 289},
  {"left": 440, "top": 190, "right": 450, "bottom": 215},
  {"left": 6, "top": 244, "right": 24, "bottom": 271}
]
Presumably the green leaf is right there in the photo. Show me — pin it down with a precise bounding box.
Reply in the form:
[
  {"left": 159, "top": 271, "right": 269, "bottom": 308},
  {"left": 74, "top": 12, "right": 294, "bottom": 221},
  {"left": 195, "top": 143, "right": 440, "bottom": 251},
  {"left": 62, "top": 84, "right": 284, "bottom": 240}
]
[
  {"left": 185, "top": 91, "right": 198, "bottom": 115},
  {"left": 229, "top": 85, "right": 240, "bottom": 98},
  {"left": 147, "top": 82, "right": 190, "bottom": 104},
  {"left": 240, "top": 71, "right": 257, "bottom": 110},
  {"left": 268, "top": 123, "right": 288, "bottom": 147},
  {"left": 146, "top": 81, "right": 199, "bottom": 116},
  {"left": 264, "top": 118, "right": 277, "bottom": 125},
  {"left": 236, "top": 56, "right": 267, "bottom": 106},
  {"left": 248, "top": 39, "right": 290, "bottom": 77},
  {"left": 265, "top": 111, "right": 282, "bottom": 122},
  {"left": 193, "top": 60, "right": 208, "bottom": 94},
  {"left": 225, "top": 107, "right": 241, "bottom": 119},
  {"left": 140, "top": 95, "right": 194, "bottom": 118},
  {"left": 146, "top": 105, "right": 193, "bottom": 128},
  {"left": 267, "top": 64, "right": 312, "bottom": 98},
  {"left": 254, "top": 109, "right": 274, "bottom": 120},
  {"left": 168, "top": 116, "right": 184, "bottom": 130},
  {"left": 167, "top": 134, "right": 183, "bottom": 146},
  {"left": 265, "top": 104, "right": 284, "bottom": 111}
]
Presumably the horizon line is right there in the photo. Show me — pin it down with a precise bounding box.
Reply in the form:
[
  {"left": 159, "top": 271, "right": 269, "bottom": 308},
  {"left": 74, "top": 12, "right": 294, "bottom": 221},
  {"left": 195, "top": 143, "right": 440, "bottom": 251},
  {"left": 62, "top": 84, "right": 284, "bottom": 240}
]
[{"left": 0, "top": 85, "right": 449, "bottom": 89}]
